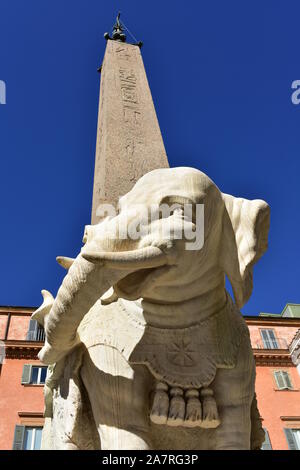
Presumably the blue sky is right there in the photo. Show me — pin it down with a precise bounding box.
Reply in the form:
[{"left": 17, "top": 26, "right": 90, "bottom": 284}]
[{"left": 0, "top": 0, "right": 299, "bottom": 315}]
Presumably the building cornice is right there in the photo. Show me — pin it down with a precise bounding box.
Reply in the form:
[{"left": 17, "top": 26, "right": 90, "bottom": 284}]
[
  {"left": 280, "top": 416, "right": 300, "bottom": 421},
  {"left": 245, "top": 316, "right": 300, "bottom": 327},
  {"left": 18, "top": 412, "right": 44, "bottom": 418},
  {"left": 253, "top": 348, "right": 293, "bottom": 366},
  {"left": 4, "top": 340, "right": 43, "bottom": 359},
  {"left": 0, "top": 306, "right": 36, "bottom": 315}
]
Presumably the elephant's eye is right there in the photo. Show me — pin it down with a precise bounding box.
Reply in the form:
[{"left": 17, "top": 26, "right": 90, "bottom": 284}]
[
  {"left": 170, "top": 205, "right": 184, "bottom": 216},
  {"left": 156, "top": 203, "right": 184, "bottom": 220}
]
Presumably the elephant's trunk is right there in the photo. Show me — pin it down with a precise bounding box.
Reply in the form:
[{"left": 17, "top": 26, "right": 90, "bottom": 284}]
[
  {"left": 38, "top": 245, "right": 168, "bottom": 365},
  {"left": 39, "top": 254, "right": 129, "bottom": 364}
]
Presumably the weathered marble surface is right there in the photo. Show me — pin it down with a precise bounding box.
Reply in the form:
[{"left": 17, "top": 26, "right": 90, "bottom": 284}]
[{"left": 34, "top": 167, "right": 269, "bottom": 449}]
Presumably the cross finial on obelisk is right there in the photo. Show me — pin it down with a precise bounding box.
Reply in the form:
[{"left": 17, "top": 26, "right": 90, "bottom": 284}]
[
  {"left": 104, "top": 12, "right": 126, "bottom": 43},
  {"left": 91, "top": 16, "right": 169, "bottom": 224},
  {"left": 104, "top": 12, "right": 143, "bottom": 48}
]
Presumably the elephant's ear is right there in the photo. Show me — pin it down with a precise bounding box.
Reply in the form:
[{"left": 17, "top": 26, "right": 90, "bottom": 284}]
[{"left": 220, "top": 193, "right": 270, "bottom": 309}]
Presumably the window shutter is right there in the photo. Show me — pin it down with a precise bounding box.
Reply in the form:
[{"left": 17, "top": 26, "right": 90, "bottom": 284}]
[
  {"left": 274, "top": 371, "right": 285, "bottom": 389},
  {"left": 21, "top": 364, "right": 32, "bottom": 384},
  {"left": 12, "top": 425, "right": 25, "bottom": 450},
  {"left": 284, "top": 429, "right": 298, "bottom": 450},
  {"left": 261, "top": 428, "right": 272, "bottom": 450},
  {"left": 282, "top": 371, "right": 293, "bottom": 389},
  {"left": 26, "top": 319, "right": 38, "bottom": 341}
]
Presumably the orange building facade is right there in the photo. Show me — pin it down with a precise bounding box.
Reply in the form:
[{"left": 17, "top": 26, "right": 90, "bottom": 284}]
[
  {"left": 0, "top": 307, "right": 45, "bottom": 450},
  {"left": 247, "top": 311, "right": 300, "bottom": 450},
  {"left": 0, "top": 305, "right": 299, "bottom": 450}
]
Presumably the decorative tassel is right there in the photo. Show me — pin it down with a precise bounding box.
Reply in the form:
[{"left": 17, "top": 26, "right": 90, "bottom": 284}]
[
  {"left": 200, "top": 387, "right": 220, "bottom": 428},
  {"left": 150, "top": 381, "right": 169, "bottom": 425},
  {"left": 184, "top": 389, "right": 202, "bottom": 427},
  {"left": 167, "top": 387, "right": 185, "bottom": 427}
]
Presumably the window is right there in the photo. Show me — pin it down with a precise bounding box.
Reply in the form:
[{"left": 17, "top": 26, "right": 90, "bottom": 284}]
[
  {"left": 26, "top": 319, "right": 45, "bottom": 342},
  {"left": 23, "top": 427, "right": 43, "bottom": 450},
  {"left": 284, "top": 429, "right": 300, "bottom": 450},
  {"left": 12, "top": 425, "right": 42, "bottom": 450},
  {"left": 21, "top": 365, "right": 47, "bottom": 385},
  {"left": 260, "top": 329, "right": 278, "bottom": 349},
  {"left": 261, "top": 428, "right": 272, "bottom": 450},
  {"left": 273, "top": 370, "right": 293, "bottom": 390}
]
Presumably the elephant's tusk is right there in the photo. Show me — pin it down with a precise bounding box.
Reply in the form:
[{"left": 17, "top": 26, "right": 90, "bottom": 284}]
[
  {"left": 101, "top": 287, "right": 119, "bottom": 305},
  {"left": 81, "top": 246, "right": 168, "bottom": 269},
  {"left": 56, "top": 256, "right": 75, "bottom": 270},
  {"left": 31, "top": 289, "right": 54, "bottom": 327}
]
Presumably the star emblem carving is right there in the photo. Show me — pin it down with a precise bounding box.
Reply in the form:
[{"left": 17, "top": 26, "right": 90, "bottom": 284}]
[{"left": 167, "top": 338, "right": 196, "bottom": 366}]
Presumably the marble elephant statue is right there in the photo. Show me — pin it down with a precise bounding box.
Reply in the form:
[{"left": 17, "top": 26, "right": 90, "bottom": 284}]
[{"left": 33, "top": 167, "right": 270, "bottom": 450}]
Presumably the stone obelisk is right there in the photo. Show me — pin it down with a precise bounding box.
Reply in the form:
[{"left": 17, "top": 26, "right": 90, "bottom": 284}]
[{"left": 91, "top": 15, "right": 169, "bottom": 224}]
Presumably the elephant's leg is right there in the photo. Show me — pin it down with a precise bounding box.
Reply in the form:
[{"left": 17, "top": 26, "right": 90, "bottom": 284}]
[
  {"left": 213, "top": 403, "right": 252, "bottom": 450},
  {"left": 80, "top": 344, "right": 153, "bottom": 450},
  {"left": 212, "top": 341, "right": 255, "bottom": 450}
]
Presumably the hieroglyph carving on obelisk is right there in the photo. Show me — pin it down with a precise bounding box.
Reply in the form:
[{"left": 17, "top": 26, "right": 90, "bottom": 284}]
[{"left": 91, "top": 39, "right": 169, "bottom": 224}]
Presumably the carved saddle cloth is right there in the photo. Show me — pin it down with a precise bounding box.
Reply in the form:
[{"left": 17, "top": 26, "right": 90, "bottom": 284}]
[{"left": 80, "top": 294, "right": 249, "bottom": 390}]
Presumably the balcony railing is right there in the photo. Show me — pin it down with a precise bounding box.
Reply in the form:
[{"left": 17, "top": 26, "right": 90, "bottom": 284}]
[
  {"left": 254, "top": 338, "right": 289, "bottom": 350},
  {"left": 26, "top": 326, "right": 45, "bottom": 342}
]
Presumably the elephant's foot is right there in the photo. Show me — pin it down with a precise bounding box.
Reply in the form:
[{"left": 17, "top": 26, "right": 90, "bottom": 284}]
[
  {"left": 213, "top": 404, "right": 252, "bottom": 450},
  {"left": 99, "top": 425, "right": 151, "bottom": 450}
]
